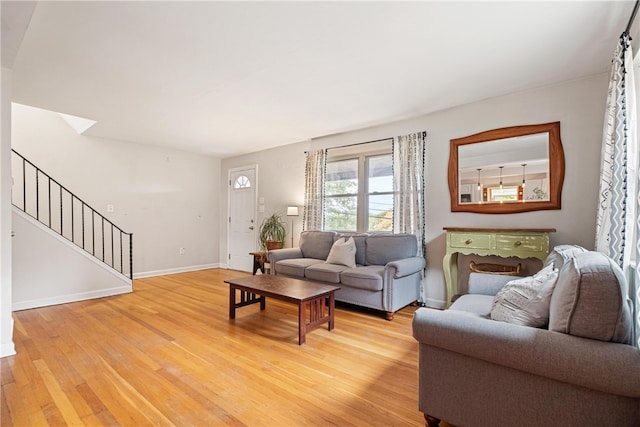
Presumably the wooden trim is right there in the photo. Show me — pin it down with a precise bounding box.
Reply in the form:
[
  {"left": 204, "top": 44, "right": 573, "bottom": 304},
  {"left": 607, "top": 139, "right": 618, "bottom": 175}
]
[
  {"left": 448, "top": 122, "right": 565, "bottom": 214},
  {"left": 443, "top": 227, "right": 556, "bottom": 233}
]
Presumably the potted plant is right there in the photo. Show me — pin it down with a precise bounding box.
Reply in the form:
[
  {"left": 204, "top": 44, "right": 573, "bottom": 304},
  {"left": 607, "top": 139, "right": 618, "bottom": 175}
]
[{"left": 258, "top": 212, "right": 286, "bottom": 251}]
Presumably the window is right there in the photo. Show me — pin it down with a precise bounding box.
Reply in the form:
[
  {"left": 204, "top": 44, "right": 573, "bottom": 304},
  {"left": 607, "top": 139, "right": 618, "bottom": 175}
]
[
  {"left": 233, "top": 175, "right": 251, "bottom": 189},
  {"left": 487, "top": 186, "right": 520, "bottom": 202},
  {"left": 323, "top": 142, "right": 393, "bottom": 233},
  {"left": 367, "top": 154, "right": 393, "bottom": 231},
  {"left": 324, "top": 159, "right": 358, "bottom": 231}
]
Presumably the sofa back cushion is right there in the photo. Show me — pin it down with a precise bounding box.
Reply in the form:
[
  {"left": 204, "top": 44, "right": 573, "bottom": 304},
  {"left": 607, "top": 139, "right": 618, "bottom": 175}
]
[
  {"left": 549, "top": 251, "right": 633, "bottom": 344},
  {"left": 544, "top": 244, "right": 588, "bottom": 270},
  {"left": 365, "top": 234, "right": 418, "bottom": 266},
  {"left": 336, "top": 233, "right": 368, "bottom": 265},
  {"left": 299, "top": 231, "right": 336, "bottom": 260}
]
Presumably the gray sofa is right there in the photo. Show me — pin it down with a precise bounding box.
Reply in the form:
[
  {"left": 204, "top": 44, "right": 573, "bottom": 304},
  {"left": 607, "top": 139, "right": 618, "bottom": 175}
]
[
  {"left": 268, "top": 230, "right": 425, "bottom": 320},
  {"left": 413, "top": 245, "right": 640, "bottom": 426}
]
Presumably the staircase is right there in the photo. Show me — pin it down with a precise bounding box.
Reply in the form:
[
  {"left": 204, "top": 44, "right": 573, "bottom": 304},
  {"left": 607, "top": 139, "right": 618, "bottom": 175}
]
[{"left": 11, "top": 149, "right": 133, "bottom": 280}]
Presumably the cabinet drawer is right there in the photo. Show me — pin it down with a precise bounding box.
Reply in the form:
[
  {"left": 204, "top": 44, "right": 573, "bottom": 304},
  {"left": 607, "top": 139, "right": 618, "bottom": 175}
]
[
  {"left": 449, "top": 233, "right": 492, "bottom": 249},
  {"left": 496, "top": 234, "right": 546, "bottom": 253}
]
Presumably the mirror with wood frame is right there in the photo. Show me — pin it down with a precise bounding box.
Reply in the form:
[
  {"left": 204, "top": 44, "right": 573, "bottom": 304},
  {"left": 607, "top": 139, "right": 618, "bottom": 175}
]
[{"left": 448, "top": 122, "right": 564, "bottom": 214}]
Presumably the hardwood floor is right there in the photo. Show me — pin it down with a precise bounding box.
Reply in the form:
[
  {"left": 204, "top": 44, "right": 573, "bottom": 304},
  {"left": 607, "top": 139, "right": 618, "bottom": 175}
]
[{"left": 1, "top": 269, "right": 427, "bottom": 426}]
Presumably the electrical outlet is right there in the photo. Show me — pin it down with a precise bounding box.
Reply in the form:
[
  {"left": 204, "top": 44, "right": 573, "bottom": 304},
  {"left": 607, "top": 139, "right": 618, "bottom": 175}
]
[{"left": 179, "top": 247, "right": 186, "bottom": 255}]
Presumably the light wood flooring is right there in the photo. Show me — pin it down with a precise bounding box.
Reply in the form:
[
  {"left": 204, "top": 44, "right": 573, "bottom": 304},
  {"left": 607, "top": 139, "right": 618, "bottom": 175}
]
[{"left": 1, "top": 268, "right": 428, "bottom": 426}]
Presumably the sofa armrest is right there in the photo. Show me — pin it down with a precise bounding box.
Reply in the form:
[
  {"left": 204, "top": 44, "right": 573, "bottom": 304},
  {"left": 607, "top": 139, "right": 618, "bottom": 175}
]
[
  {"left": 412, "top": 308, "right": 640, "bottom": 398},
  {"left": 385, "top": 257, "right": 425, "bottom": 278},
  {"left": 268, "top": 248, "right": 303, "bottom": 266}
]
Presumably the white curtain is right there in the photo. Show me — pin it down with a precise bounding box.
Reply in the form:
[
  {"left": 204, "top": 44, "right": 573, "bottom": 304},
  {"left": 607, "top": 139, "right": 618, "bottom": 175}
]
[
  {"left": 393, "top": 131, "right": 426, "bottom": 299},
  {"left": 595, "top": 34, "right": 639, "bottom": 347},
  {"left": 303, "top": 149, "right": 326, "bottom": 231}
]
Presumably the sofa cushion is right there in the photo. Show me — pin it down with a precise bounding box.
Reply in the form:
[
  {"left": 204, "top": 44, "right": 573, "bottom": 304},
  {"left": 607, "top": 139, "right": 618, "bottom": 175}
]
[
  {"left": 305, "top": 263, "right": 348, "bottom": 284},
  {"left": 340, "top": 265, "right": 384, "bottom": 292},
  {"left": 549, "top": 251, "right": 633, "bottom": 344},
  {"left": 336, "top": 233, "right": 368, "bottom": 265},
  {"left": 468, "top": 272, "right": 521, "bottom": 296},
  {"left": 325, "top": 237, "right": 356, "bottom": 268},
  {"left": 544, "top": 244, "right": 588, "bottom": 270},
  {"left": 365, "top": 234, "right": 417, "bottom": 266},
  {"left": 275, "top": 258, "right": 324, "bottom": 278},
  {"left": 490, "top": 264, "right": 559, "bottom": 327},
  {"left": 450, "top": 294, "right": 495, "bottom": 317},
  {"left": 299, "top": 231, "right": 336, "bottom": 260}
]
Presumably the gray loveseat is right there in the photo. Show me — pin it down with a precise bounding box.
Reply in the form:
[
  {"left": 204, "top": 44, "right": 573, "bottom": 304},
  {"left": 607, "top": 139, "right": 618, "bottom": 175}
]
[
  {"left": 268, "top": 231, "right": 425, "bottom": 320},
  {"left": 413, "top": 245, "right": 640, "bottom": 426}
]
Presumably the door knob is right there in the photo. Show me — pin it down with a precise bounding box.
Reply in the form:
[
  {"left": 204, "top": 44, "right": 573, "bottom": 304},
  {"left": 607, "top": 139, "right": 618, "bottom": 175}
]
[{"left": 249, "top": 226, "right": 254, "bottom": 230}]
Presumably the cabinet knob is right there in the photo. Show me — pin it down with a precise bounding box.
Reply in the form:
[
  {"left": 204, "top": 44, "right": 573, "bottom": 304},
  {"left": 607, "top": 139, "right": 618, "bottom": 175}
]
[
  {"left": 465, "top": 239, "right": 473, "bottom": 244},
  {"left": 514, "top": 240, "right": 522, "bottom": 247}
]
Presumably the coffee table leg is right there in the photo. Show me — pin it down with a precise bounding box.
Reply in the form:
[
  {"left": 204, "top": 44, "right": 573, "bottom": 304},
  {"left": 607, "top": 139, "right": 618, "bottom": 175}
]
[
  {"left": 298, "top": 301, "right": 306, "bottom": 345},
  {"left": 229, "top": 285, "right": 236, "bottom": 319},
  {"left": 328, "top": 293, "right": 335, "bottom": 331}
]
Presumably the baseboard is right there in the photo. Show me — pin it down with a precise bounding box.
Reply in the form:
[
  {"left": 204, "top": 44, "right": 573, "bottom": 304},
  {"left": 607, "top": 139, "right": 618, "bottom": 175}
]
[
  {"left": 12, "top": 285, "right": 133, "bottom": 311},
  {"left": 134, "top": 263, "right": 221, "bottom": 279},
  {"left": 1, "top": 316, "right": 16, "bottom": 358},
  {"left": 1, "top": 342, "right": 16, "bottom": 358}
]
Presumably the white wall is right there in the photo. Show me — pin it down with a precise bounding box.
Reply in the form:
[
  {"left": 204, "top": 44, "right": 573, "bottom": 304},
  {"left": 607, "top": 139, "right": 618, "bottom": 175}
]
[
  {"left": 12, "top": 209, "right": 132, "bottom": 310},
  {"left": 221, "top": 73, "right": 608, "bottom": 307},
  {"left": 1, "top": 68, "right": 16, "bottom": 357},
  {"left": 11, "top": 104, "right": 221, "bottom": 277}
]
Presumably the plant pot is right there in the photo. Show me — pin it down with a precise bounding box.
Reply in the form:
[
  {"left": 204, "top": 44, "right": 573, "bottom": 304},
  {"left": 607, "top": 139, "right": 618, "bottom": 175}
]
[
  {"left": 265, "top": 240, "right": 283, "bottom": 251},
  {"left": 258, "top": 212, "right": 286, "bottom": 251}
]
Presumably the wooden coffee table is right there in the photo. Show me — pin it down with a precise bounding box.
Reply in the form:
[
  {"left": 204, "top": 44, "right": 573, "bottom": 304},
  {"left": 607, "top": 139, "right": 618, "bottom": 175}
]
[{"left": 224, "top": 275, "right": 339, "bottom": 345}]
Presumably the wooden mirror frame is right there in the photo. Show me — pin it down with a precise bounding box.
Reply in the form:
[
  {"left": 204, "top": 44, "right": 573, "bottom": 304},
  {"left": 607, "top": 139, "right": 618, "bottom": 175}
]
[{"left": 448, "top": 122, "right": 565, "bottom": 214}]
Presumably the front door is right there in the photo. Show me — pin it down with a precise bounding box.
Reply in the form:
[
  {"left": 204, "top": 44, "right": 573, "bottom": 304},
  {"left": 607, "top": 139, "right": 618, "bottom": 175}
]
[{"left": 228, "top": 166, "right": 257, "bottom": 272}]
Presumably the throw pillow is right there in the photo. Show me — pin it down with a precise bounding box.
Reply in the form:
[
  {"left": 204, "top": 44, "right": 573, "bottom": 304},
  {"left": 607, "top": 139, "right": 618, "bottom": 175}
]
[
  {"left": 490, "top": 263, "right": 559, "bottom": 327},
  {"left": 325, "top": 237, "right": 357, "bottom": 268}
]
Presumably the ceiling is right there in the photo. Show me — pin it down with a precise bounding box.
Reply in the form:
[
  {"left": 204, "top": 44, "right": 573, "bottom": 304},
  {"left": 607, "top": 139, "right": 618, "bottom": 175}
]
[{"left": 2, "top": 1, "right": 635, "bottom": 158}]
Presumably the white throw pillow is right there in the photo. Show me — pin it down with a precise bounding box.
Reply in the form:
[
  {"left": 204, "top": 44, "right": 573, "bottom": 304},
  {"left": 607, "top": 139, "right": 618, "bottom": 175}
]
[
  {"left": 325, "top": 237, "right": 357, "bottom": 268},
  {"left": 490, "top": 263, "right": 559, "bottom": 328}
]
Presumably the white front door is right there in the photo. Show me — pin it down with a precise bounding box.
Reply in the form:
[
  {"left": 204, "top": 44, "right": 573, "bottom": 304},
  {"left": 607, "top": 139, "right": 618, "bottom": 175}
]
[{"left": 228, "top": 166, "right": 257, "bottom": 272}]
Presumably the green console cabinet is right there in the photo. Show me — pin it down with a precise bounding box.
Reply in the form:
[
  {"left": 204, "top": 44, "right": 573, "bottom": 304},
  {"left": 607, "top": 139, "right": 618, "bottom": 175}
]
[{"left": 442, "top": 227, "right": 556, "bottom": 306}]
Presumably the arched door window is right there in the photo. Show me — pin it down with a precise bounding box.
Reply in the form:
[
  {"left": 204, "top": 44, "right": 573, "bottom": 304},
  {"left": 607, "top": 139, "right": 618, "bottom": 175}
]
[{"left": 233, "top": 175, "right": 251, "bottom": 189}]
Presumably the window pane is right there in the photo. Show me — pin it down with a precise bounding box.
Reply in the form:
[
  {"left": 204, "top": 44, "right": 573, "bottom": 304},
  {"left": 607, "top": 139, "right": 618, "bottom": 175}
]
[
  {"left": 325, "top": 159, "right": 358, "bottom": 196},
  {"left": 233, "top": 175, "right": 251, "bottom": 189},
  {"left": 367, "top": 154, "right": 393, "bottom": 232},
  {"left": 489, "top": 186, "right": 519, "bottom": 201},
  {"left": 368, "top": 194, "right": 393, "bottom": 232},
  {"left": 368, "top": 155, "right": 393, "bottom": 193},
  {"left": 324, "top": 196, "right": 357, "bottom": 231}
]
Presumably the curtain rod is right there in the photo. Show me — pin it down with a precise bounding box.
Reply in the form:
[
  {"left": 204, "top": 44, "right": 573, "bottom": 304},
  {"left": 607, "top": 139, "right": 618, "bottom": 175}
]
[
  {"left": 304, "top": 132, "right": 427, "bottom": 154},
  {"left": 304, "top": 137, "right": 392, "bottom": 154},
  {"left": 624, "top": 0, "right": 640, "bottom": 36}
]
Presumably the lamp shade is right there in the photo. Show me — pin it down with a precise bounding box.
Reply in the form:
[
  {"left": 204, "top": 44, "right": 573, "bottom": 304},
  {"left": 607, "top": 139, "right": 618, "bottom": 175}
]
[{"left": 287, "top": 206, "right": 299, "bottom": 216}]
